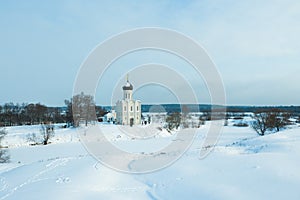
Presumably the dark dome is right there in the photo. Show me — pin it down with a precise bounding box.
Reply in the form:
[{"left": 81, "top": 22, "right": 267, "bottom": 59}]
[{"left": 122, "top": 81, "right": 133, "bottom": 90}]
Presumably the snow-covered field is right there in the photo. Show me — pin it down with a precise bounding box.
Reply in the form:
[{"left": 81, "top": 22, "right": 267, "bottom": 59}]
[{"left": 0, "top": 119, "right": 300, "bottom": 200}]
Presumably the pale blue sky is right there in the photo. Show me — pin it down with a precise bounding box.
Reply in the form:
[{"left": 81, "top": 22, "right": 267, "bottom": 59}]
[{"left": 1, "top": 0, "right": 299, "bottom": 106}]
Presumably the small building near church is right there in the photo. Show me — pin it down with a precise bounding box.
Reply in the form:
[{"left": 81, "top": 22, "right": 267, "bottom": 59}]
[
  {"left": 115, "top": 77, "right": 141, "bottom": 126},
  {"left": 103, "top": 110, "right": 116, "bottom": 123}
]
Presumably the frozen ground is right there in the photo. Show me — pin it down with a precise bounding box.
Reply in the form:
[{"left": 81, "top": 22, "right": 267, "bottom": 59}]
[{"left": 0, "top": 120, "right": 300, "bottom": 200}]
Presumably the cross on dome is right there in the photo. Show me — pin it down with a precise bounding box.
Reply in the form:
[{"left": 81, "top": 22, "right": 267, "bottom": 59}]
[{"left": 122, "top": 74, "right": 133, "bottom": 90}]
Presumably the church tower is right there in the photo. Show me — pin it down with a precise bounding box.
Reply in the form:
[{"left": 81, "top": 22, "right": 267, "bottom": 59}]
[
  {"left": 123, "top": 75, "right": 133, "bottom": 101},
  {"left": 115, "top": 75, "right": 141, "bottom": 126}
]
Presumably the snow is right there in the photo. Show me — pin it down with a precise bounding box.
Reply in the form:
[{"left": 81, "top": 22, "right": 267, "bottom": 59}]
[{"left": 0, "top": 119, "right": 300, "bottom": 199}]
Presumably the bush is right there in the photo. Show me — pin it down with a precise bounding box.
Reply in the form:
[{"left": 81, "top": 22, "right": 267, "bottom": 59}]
[
  {"left": 233, "top": 116, "right": 244, "bottom": 120},
  {"left": 26, "top": 124, "right": 55, "bottom": 145},
  {"left": 165, "top": 112, "right": 181, "bottom": 131},
  {"left": 40, "top": 124, "right": 55, "bottom": 145},
  {"left": 0, "top": 129, "right": 9, "bottom": 163},
  {"left": 27, "top": 133, "right": 39, "bottom": 145},
  {"left": 198, "top": 116, "right": 206, "bottom": 126},
  {"left": 0, "top": 150, "right": 9, "bottom": 163},
  {"left": 251, "top": 109, "right": 290, "bottom": 136},
  {"left": 251, "top": 112, "right": 269, "bottom": 136},
  {"left": 233, "top": 122, "right": 248, "bottom": 127},
  {"left": 224, "top": 120, "right": 228, "bottom": 126}
]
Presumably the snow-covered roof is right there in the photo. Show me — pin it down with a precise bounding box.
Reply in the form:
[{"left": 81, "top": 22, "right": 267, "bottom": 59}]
[{"left": 122, "top": 81, "right": 133, "bottom": 90}]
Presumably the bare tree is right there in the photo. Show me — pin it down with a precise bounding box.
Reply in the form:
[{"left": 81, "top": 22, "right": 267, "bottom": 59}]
[
  {"left": 27, "top": 133, "right": 39, "bottom": 146},
  {"left": 0, "top": 129, "right": 9, "bottom": 163},
  {"left": 64, "top": 99, "right": 74, "bottom": 127},
  {"left": 224, "top": 119, "right": 228, "bottom": 126},
  {"left": 198, "top": 115, "right": 206, "bottom": 127},
  {"left": 26, "top": 124, "right": 55, "bottom": 146},
  {"left": 181, "top": 105, "right": 190, "bottom": 129},
  {"left": 40, "top": 124, "right": 55, "bottom": 145},
  {"left": 72, "top": 92, "right": 96, "bottom": 127},
  {"left": 165, "top": 112, "right": 181, "bottom": 131},
  {"left": 3, "top": 103, "right": 14, "bottom": 126},
  {"left": 251, "top": 110, "right": 290, "bottom": 136},
  {"left": 35, "top": 103, "right": 47, "bottom": 123},
  {"left": 268, "top": 109, "right": 290, "bottom": 132},
  {"left": 25, "top": 103, "right": 48, "bottom": 125},
  {"left": 251, "top": 112, "right": 269, "bottom": 136}
]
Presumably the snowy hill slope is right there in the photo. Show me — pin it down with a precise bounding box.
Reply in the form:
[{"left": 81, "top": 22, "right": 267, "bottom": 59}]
[{"left": 0, "top": 121, "right": 300, "bottom": 200}]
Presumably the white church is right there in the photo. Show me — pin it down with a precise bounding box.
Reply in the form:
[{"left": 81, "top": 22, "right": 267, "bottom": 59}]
[{"left": 115, "top": 76, "right": 141, "bottom": 126}]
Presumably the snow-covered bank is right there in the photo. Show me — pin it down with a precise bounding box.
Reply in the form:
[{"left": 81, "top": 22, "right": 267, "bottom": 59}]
[{"left": 0, "top": 121, "right": 300, "bottom": 199}]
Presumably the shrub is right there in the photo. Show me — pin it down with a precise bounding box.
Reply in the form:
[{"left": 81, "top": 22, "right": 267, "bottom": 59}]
[
  {"left": 0, "top": 129, "right": 9, "bottom": 163},
  {"left": 40, "top": 124, "right": 55, "bottom": 145},
  {"left": 27, "top": 133, "right": 39, "bottom": 145},
  {"left": 251, "top": 112, "right": 269, "bottom": 136},
  {"left": 233, "top": 116, "right": 244, "bottom": 120},
  {"left": 233, "top": 122, "right": 248, "bottom": 127},
  {"left": 251, "top": 109, "right": 290, "bottom": 136},
  {"left": 165, "top": 112, "right": 181, "bottom": 131}
]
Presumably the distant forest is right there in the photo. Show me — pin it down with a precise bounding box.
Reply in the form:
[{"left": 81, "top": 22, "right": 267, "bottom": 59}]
[
  {"left": 140, "top": 104, "right": 300, "bottom": 114},
  {"left": 1, "top": 102, "right": 299, "bottom": 127},
  {"left": 0, "top": 102, "right": 106, "bottom": 127}
]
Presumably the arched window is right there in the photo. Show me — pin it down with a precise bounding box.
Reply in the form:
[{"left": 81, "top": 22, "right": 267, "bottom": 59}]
[
  {"left": 137, "top": 106, "right": 139, "bottom": 111},
  {"left": 130, "top": 106, "right": 133, "bottom": 111},
  {"left": 124, "top": 106, "right": 126, "bottom": 111}
]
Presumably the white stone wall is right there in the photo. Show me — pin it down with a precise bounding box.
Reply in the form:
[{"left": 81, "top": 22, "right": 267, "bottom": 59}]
[{"left": 115, "top": 100, "right": 141, "bottom": 125}]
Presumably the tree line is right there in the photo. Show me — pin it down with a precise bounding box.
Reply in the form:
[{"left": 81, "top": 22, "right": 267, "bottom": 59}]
[
  {"left": 0, "top": 92, "right": 107, "bottom": 127},
  {"left": 0, "top": 103, "right": 65, "bottom": 126},
  {"left": 164, "top": 108, "right": 298, "bottom": 137}
]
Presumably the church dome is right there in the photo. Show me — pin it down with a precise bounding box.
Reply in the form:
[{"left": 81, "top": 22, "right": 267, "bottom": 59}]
[{"left": 122, "top": 81, "right": 133, "bottom": 90}]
